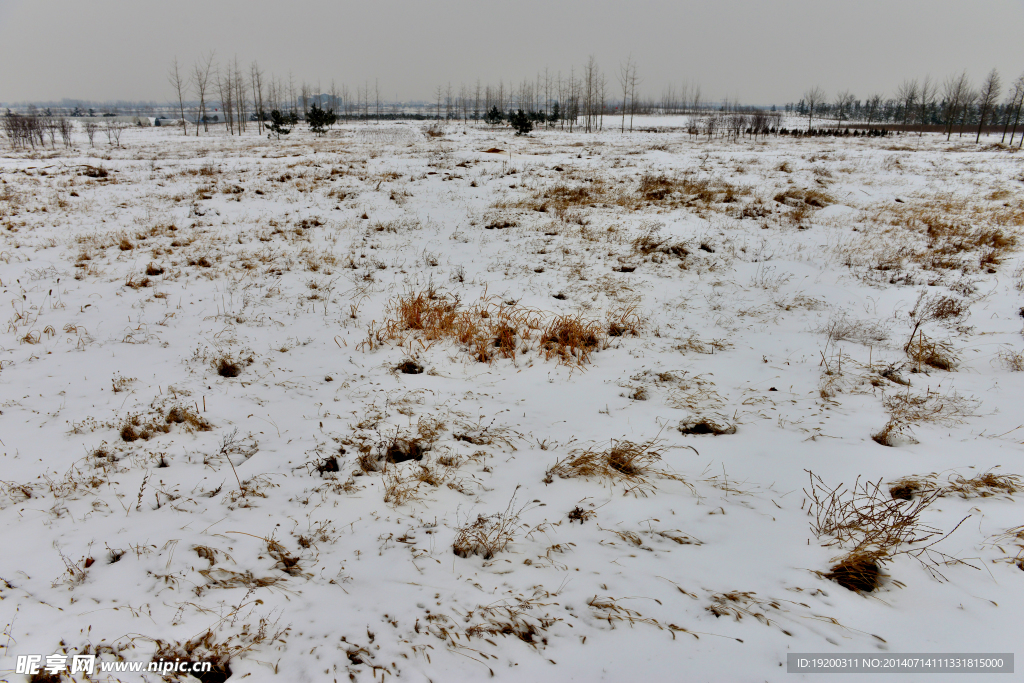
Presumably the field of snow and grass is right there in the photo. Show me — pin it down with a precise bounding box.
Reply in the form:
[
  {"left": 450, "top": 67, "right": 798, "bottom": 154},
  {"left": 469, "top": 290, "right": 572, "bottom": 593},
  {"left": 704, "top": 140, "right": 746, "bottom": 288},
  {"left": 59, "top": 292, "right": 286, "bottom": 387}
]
[{"left": 0, "top": 118, "right": 1022, "bottom": 682}]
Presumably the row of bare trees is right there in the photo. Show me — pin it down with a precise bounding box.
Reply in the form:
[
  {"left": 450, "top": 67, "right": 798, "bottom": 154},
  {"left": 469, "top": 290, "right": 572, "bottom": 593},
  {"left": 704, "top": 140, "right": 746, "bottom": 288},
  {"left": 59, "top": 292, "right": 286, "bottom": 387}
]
[
  {"left": 1, "top": 114, "right": 130, "bottom": 150},
  {"left": 3, "top": 115, "right": 78, "bottom": 150},
  {"left": 686, "top": 111, "right": 783, "bottom": 141},
  {"left": 799, "top": 68, "right": 1024, "bottom": 145},
  {"left": 166, "top": 53, "right": 654, "bottom": 136}
]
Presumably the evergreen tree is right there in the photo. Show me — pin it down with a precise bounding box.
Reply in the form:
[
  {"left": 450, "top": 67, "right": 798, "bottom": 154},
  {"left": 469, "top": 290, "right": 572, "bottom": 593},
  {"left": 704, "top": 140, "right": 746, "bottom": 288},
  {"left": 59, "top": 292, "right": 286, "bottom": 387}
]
[
  {"left": 266, "top": 110, "right": 292, "bottom": 139},
  {"left": 307, "top": 102, "right": 338, "bottom": 137},
  {"left": 484, "top": 106, "right": 503, "bottom": 125},
  {"left": 549, "top": 101, "right": 560, "bottom": 124},
  {"left": 509, "top": 109, "right": 533, "bottom": 135}
]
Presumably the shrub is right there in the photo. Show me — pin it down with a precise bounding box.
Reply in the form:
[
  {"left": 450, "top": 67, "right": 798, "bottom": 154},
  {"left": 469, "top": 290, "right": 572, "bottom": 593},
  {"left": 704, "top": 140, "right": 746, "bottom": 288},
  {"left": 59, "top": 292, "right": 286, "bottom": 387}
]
[{"left": 509, "top": 109, "right": 533, "bottom": 136}]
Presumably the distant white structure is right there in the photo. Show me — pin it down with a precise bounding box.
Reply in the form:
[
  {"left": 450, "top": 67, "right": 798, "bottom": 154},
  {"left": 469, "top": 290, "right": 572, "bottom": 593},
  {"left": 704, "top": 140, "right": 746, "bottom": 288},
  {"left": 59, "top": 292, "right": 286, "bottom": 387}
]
[{"left": 69, "top": 116, "right": 151, "bottom": 127}]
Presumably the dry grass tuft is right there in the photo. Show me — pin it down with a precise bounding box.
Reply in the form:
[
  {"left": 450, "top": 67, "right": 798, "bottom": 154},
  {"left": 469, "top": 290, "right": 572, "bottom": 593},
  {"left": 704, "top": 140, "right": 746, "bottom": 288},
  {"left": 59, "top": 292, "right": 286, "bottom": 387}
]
[
  {"left": 539, "top": 314, "right": 602, "bottom": 364},
  {"left": 997, "top": 347, "right": 1024, "bottom": 371},
  {"left": 165, "top": 404, "right": 213, "bottom": 432},
  {"left": 453, "top": 490, "right": 529, "bottom": 559},
  {"left": 871, "top": 388, "right": 976, "bottom": 446},
  {"left": 905, "top": 332, "right": 959, "bottom": 371},
  {"left": 944, "top": 471, "right": 1021, "bottom": 498},
  {"left": 545, "top": 438, "right": 691, "bottom": 496},
  {"left": 773, "top": 187, "right": 833, "bottom": 208},
  {"left": 363, "top": 289, "right": 606, "bottom": 367},
  {"left": 705, "top": 591, "right": 784, "bottom": 627}
]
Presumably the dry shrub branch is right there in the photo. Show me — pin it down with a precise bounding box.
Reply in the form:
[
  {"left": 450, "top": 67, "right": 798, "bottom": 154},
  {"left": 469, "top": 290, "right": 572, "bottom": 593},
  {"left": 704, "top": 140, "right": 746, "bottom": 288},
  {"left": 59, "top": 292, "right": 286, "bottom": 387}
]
[{"left": 805, "top": 471, "right": 972, "bottom": 592}]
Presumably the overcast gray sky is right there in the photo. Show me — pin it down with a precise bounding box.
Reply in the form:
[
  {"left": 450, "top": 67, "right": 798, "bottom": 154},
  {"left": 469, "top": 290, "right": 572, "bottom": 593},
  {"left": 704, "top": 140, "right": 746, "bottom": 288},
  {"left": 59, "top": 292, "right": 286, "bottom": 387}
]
[{"left": 1, "top": 0, "right": 1022, "bottom": 105}]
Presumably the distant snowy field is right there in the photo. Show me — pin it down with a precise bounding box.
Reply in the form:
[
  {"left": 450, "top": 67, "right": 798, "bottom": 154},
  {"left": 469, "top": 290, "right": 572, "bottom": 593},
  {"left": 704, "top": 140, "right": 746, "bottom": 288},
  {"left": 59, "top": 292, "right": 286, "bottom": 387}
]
[{"left": 0, "top": 119, "right": 1022, "bottom": 682}]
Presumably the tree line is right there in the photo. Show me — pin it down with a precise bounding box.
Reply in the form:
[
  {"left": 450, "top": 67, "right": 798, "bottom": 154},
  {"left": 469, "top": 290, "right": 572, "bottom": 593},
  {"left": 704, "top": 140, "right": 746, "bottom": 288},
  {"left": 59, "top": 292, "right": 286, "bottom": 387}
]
[{"left": 792, "top": 69, "right": 1024, "bottom": 145}]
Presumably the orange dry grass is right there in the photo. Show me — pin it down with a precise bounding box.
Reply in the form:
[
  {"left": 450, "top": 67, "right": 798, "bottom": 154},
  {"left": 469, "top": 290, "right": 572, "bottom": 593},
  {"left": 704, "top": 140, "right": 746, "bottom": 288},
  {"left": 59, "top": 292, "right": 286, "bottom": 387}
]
[{"left": 363, "top": 290, "right": 606, "bottom": 366}]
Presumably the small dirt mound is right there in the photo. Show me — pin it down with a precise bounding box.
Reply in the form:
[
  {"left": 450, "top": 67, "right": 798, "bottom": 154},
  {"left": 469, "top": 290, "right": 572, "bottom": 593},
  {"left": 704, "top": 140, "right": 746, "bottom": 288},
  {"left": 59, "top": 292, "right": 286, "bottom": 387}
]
[
  {"left": 396, "top": 359, "right": 423, "bottom": 374},
  {"left": 493, "top": 325, "right": 517, "bottom": 350},
  {"left": 482, "top": 148, "right": 504, "bottom": 154},
  {"left": 386, "top": 439, "right": 425, "bottom": 463},
  {"left": 826, "top": 552, "right": 883, "bottom": 592},
  {"left": 678, "top": 418, "right": 736, "bottom": 436},
  {"left": 216, "top": 358, "right": 241, "bottom": 378},
  {"left": 888, "top": 481, "right": 920, "bottom": 500},
  {"left": 316, "top": 456, "right": 339, "bottom": 475}
]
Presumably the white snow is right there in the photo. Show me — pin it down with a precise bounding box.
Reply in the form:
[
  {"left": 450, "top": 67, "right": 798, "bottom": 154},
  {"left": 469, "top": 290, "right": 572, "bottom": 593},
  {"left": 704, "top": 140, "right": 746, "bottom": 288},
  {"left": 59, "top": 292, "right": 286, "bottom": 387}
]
[{"left": 0, "top": 119, "right": 1022, "bottom": 682}]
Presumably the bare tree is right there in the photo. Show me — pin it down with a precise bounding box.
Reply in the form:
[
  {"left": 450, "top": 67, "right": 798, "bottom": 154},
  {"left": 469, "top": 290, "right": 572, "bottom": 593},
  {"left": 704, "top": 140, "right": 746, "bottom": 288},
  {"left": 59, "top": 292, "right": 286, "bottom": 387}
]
[
  {"left": 168, "top": 57, "right": 191, "bottom": 136},
  {"left": 975, "top": 68, "right": 1001, "bottom": 143},
  {"left": 250, "top": 61, "right": 265, "bottom": 135},
  {"left": 941, "top": 72, "right": 970, "bottom": 140},
  {"left": 958, "top": 88, "right": 977, "bottom": 137},
  {"left": 628, "top": 63, "right": 642, "bottom": 132},
  {"left": 43, "top": 116, "right": 59, "bottom": 148},
  {"left": 218, "top": 65, "right": 235, "bottom": 134},
  {"left": 58, "top": 117, "right": 74, "bottom": 149},
  {"left": 834, "top": 90, "right": 855, "bottom": 127},
  {"left": 865, "top": 93, "right": 884, "bottom": 124},
  {"left": 233, "top": 57, "right": 246, "bottom": 134},
  {"left": 803, "top": 86, "right": 826, "bottom": 130},
  {"left": 83, "top": 119, "right": 98, "bottom": 147},
  {"left": 1006, "top": 73, "right": 1024, "bottom": 146},
  {"left": 105, "top": 119, "right": 127, "bottom": 147},
  {"left": 895, "top": 78, "right": 919, "bottom": 125},
  {"left": 913, "top": 75, "right": 935, "bottom": 134},
  {"left": 192, "top": 51, "right": 215, "bottom": 135},
  {"left": 619, "top": 55, "right": 634, "bottom": 133},
  {"left": 691, "top": 82, "right": 702, "bottom": 115}
]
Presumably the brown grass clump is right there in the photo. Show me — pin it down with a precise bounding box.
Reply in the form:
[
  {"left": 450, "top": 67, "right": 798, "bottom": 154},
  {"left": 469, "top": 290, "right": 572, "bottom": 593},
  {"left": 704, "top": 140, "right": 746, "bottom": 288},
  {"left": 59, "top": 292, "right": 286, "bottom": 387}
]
[
  {"left": 545, "top": 438, "right": 690, "bottom": 496},
  {"left": 119, "top": 413, "right": 171, "bottom": 442},
  {"left": 452, "top": 491, "right": 529, "bottom": 559},
  {"left": 461, "top": 595, "right": 562, "bottom": 647},
  {"left": 905, "top": 332, "right": 959, "bottom": 371},
  {"left": 825, "top": 550, "right": 886, "bottom": 593},
  {"left": 888, "top": 479, "right": 924, "bottom": 500},
  {"left": 363, "top": 289, "right": 607, "bottom": 367},
  {"left": 151, "top": 612, "right": 287, "bottom": 683},
  {"left": 866, "top": 200, "right": 1020, "bottom": 274},
  {"left": 540, "top": 315, "right": 601, "bottom": 364},
  {"left": 998, "top": 347, "right": 1024, "bottom": 371},
  {"left": 165, "top": 404, "right": 213, "bottom": 432},
  {"left": 944, "top": 471, "right": 1021, "bottom": 498},
  {"left": 607, "top": 305, "right": 642, "bottom": 337},
  {"left": 773, "top": 187, "right": 833, "bottom": 208}
]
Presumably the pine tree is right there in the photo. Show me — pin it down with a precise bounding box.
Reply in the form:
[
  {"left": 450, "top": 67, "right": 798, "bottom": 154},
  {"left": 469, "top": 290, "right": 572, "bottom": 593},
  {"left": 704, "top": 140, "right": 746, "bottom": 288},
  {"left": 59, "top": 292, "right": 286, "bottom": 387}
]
[
  {"left": 549, "top": 101, "right": 560, "bottom": 124},
  {"left": 484, "top": 106, "right": 503, "bottom": 126},
  {"left": 307, "top": 102, "right": 337, "bottom": 137},
  {"left": 509, "top": 109, "right": 533, "bottom": 136},
  {"left": 266, "top": 110, "right": 292, "bottom": 139}
]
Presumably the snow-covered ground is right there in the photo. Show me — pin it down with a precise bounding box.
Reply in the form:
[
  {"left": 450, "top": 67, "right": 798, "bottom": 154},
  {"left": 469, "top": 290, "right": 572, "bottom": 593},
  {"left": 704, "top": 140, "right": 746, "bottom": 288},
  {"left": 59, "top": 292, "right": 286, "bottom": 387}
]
[{"left": 0, "top": 119, "right": 1022, "bottom": 682}]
